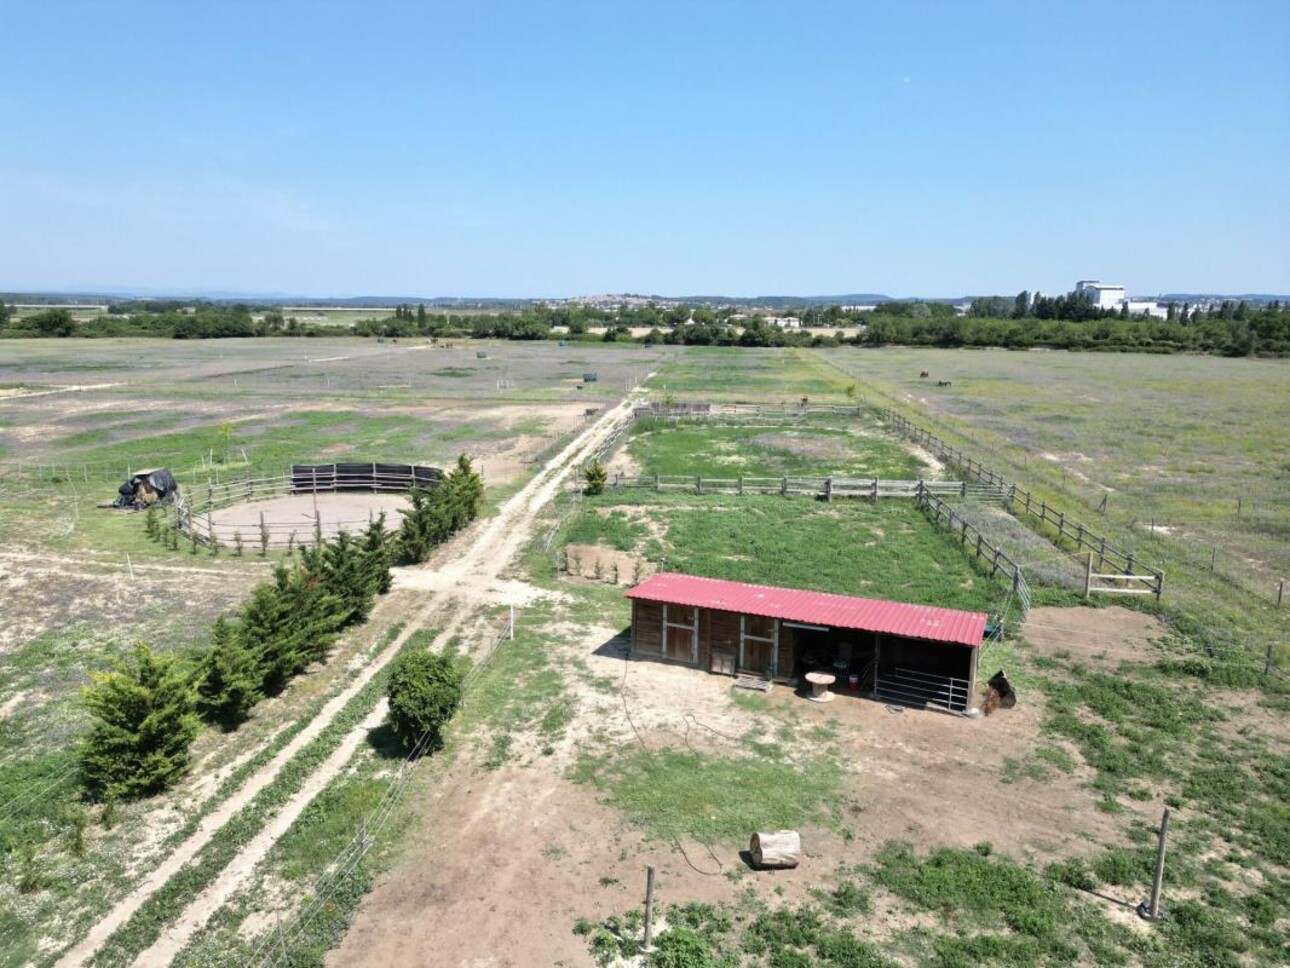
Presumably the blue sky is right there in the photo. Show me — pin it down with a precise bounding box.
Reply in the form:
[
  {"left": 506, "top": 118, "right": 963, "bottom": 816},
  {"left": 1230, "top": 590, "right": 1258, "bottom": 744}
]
[{"left": 2, "top": 1, "right": 1287, "bottom": 298}]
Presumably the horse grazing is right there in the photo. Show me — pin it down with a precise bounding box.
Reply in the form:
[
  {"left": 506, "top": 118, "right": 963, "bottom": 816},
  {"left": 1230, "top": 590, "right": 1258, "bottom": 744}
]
[
  {"left": 919, "top": 370, "right": 929, "bottom": 378},
  {"left": 936, "top": 380, "right": 953, "bottom": 387}
]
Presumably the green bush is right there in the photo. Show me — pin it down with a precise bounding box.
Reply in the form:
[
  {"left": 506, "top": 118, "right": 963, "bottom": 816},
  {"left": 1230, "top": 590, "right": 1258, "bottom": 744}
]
[
  {"left": 386, "top": 651, "right": 463, "bottom": 751},
  {"left": 81, "top": 644, "right": 200, "bottom": 800},
  {"left": 583, "top": 457, "right": 608, "bottom": 496}
]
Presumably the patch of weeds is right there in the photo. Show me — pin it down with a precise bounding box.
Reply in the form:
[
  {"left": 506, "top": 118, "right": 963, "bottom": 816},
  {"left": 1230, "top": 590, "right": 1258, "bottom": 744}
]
[{"left": 484, "top": 733, "right": 513, "bottom": 770}]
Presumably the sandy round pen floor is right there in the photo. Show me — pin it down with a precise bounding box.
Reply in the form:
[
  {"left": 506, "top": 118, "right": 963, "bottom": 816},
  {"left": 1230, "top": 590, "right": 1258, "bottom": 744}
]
[{"left": 207, "top": 492, "right": 410, "bottom": 548}]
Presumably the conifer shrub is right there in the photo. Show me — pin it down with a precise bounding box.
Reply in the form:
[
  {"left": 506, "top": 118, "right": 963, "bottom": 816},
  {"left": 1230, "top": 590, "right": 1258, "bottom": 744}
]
[
  {"left": 195, "top": 617, "right": 261, "bottom": 728},
  {"left": 396, "top": 454, "right": 484, "bottom": 564},
  {"left": 81, "top": 644, "right": 200, "bottom": 800},
  {"left": 583, "top": 457, "right": 607, "bottom": 496},
  {"left": 386, "top": 651, "right": 463, "bottom": 752}
]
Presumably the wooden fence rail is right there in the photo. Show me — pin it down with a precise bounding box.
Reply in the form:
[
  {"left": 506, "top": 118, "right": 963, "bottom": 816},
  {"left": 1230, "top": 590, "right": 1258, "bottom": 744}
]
[
  {"left": 914, "top": 484, "right": 1030, "bottom": 614},
  {"left": 609, "top": 473, "right": 968, "bottom": 500},
  {"left": 882, "top": 408, "right": 1164, "bottom": 601}
]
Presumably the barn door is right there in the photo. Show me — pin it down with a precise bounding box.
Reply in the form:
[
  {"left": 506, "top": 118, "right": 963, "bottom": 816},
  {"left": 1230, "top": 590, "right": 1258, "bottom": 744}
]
[
  {"left": 663, "top": 605, "right": 698, "bottom": 664},
  {"left": 739, "top": 615, "right": 777, "bottom": 677}
]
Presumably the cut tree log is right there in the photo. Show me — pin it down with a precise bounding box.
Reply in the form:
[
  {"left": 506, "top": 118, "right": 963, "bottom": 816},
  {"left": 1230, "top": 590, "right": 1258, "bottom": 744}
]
[{"left": 750, "top": 830, "right": 801, "bottom": 869}]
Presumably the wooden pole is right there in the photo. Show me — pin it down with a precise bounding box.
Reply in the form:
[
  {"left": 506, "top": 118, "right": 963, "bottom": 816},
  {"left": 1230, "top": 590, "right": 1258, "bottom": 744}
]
[
  {"left": 1144, "top": 807, "right": 1170, "bottom": 921},
  {"left": 1084, "top": 553, "right": 1093, "bottom": 598},
  {"left": 1278, "top": 581, "right": 1284, "bottom": 608},
  {"left": 643, "top": 866, "right": 657, "bottom": 950}
]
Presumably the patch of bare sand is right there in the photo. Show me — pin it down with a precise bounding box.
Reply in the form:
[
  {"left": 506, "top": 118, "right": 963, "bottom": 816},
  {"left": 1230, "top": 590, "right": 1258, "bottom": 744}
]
[
  {"left": 1022, "top": 606, "right": 1168, "bottom": 666},
  {"left": 564, "top": 544, "right": 655, "bottom": 586}
]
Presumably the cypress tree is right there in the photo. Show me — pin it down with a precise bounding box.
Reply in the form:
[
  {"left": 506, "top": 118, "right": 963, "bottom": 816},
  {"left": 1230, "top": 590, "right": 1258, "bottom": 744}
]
[
  {"left": 320, "top": 530, "right": 372, "bottom": 628},
  {"left": 196, "top": 617, "right": 260, "bottom": 728},
  {"left": 81, "top": 644, "right": 200, "bottom": 800},
  {"left": 361, "top": 513, "right": 393, "bottom": 595},
  {"left": 240, "top": 566, "right": 300, "bottom": 695}
]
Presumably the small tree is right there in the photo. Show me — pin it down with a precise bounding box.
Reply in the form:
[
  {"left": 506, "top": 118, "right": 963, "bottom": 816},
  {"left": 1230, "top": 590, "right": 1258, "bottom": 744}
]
[
  {"left": 361, "top": 514, "right": 393, "bottom": 595},
  {"left": 196, "top": 617, "right": 260, "bottom": 728},
  {"left": 386, "top": 651, "right": 463, "bottom": 753},
  {"left": 583, "top": 458, "right": 607, "bottom": 496},
  {"left": 81, "top": 644, "right": 200, "bottom": 800}
]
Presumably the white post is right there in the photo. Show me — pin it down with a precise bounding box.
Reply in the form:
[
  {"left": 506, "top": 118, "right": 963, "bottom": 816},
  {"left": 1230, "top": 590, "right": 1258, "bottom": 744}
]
[
  {"left": 126, "top": 554, "right": 135, "bottom": 580},
  {"left": 509, "top": 605, "right": 515, "bottom": 640}
]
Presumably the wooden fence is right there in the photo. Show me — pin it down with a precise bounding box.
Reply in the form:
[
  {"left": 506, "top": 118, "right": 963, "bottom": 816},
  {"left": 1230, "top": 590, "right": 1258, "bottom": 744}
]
[
  {"left": 609, "top": 473, "right": 968, "bottom": 500},
  {"left": 632, "top": 402, "right": 867, "bottom": 422},
  {"left": 882, "top": 408, "right": 1164, "bottom": 601},
  {"left": 914, "top": 484, "right": 1031, "bottom": 614},
  {"left": 175, "top": 463, "right": 441, "bottom": 547}
]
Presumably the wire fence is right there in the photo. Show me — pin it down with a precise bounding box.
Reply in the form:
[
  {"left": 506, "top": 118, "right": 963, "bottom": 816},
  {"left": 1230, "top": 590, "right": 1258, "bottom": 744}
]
[
  {"left": 247, "top": 609, "right": 519, "bottom": 968},
  {"left": 881, "top": 408, "right": 1165, "bottom": 601}
]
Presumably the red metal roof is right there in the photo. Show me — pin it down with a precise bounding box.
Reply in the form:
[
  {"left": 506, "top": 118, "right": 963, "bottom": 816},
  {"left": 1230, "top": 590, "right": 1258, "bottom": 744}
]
[{"left": 626, "top": 573, "right": 987, "bottom": 648}]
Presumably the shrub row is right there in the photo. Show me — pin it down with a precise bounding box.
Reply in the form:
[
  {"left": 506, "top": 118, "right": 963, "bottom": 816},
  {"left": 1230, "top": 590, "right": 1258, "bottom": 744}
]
[{"left": 394, "top": 454, "right": 484, "bottom": 564}]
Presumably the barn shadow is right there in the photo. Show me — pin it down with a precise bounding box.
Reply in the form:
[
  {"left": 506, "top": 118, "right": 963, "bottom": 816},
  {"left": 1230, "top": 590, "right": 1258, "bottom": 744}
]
[{"left": 591, "top": 628, "right": 633, "bottom": 660}]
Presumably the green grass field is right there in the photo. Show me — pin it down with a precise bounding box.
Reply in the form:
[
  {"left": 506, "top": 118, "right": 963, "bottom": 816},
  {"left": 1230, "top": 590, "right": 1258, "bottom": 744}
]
[{"left": 624, "top": 417, "right": 932, "bottom": 479}]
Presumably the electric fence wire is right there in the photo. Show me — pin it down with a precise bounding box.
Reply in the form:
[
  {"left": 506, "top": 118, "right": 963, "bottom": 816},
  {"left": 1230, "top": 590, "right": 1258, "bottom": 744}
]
[
  {"left": 0, "top": 762, "right": 81, "bottom": 827},
  {"left": 249, "top": 613, "right": 516, "bottom": 968}
]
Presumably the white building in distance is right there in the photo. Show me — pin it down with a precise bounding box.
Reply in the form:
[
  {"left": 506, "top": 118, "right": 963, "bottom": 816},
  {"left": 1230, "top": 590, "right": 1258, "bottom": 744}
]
[
  {"left": 1073, "top": 280, "right": 1168, "bottom": 319},
  {"left": 1075, "top": 280, "right": 1127, "bottom": 310}
]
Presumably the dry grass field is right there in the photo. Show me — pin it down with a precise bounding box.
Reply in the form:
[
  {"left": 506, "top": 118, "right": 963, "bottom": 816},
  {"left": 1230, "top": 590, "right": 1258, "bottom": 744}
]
[{"left": 0, "top": 340, "right": 1285, "bottom": 968}]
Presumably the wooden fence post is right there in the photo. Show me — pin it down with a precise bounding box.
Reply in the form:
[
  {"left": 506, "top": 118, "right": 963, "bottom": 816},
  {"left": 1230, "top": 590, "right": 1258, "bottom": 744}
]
[
  {"left": 1084, "top": 553, "right": 1093, "bottom": 597},
  {"left": 781, "top": 476, "right": 788, "bottom": 496},
  {"left": 825, "top": 478, "right": 833, "bottom": 502}
]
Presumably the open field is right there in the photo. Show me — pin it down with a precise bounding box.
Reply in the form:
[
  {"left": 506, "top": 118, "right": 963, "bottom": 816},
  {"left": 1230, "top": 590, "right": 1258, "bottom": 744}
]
[
  {"left": 0, "top": 341, "right": 1285, "bottom": 967},
  {"left": 333, "top": 409, "right": 1287, "bottom": 967}
]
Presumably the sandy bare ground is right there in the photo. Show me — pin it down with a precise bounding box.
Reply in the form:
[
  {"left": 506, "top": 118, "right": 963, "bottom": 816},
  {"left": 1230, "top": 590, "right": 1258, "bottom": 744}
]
[
  {"left": 330, "top": 607, "right": 1161, "bottom": 968},
  {"left": 208, "top": 492, "right": 411, "bottom": 548},
  {"left": 102, "top": 394, "right": 644, "bottom": 967},
  {"left": 0, "top": 382, "right": 124, "bottom": 399},
  {"left": 0, "top": 547, "right": 263, "bottom": 653}
]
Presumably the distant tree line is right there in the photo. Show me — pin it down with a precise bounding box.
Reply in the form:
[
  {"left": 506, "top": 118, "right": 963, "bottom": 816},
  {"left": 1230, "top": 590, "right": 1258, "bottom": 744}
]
[{"left": 4, "top": 295, "right": 1288, "bottom": 356}]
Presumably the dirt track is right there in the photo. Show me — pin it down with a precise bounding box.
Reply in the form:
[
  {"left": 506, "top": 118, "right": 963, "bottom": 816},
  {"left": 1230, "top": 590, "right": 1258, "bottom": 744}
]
[{"left": 51, "top": 392, "right": 642, "bottom": 968}]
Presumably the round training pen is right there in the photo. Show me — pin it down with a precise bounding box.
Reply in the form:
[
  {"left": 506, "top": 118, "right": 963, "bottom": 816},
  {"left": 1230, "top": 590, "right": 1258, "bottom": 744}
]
[{"left": 175, "top": 462, "right": 441, "bottom": 550}]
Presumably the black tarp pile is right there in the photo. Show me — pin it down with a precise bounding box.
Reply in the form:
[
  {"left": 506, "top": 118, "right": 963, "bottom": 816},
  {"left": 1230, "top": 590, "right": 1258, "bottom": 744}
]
[{"left": 113, "top": 469, "right": 179, "bottom": 508}]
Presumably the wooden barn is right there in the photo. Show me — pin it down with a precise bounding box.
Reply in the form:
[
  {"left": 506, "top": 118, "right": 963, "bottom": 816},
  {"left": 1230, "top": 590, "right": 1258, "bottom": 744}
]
[{"left": 626, "top": 573, "right": 988, "bottom": 712}]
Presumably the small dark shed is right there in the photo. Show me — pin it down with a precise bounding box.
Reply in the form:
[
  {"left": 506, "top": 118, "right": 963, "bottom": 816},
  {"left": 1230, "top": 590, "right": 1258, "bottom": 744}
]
[{"left": 626, "top": 573, "right": 987, "bottom": 712}]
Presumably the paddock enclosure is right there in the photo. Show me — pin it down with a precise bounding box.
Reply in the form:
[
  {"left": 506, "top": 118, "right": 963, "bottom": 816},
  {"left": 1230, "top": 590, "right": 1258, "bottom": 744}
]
[{"left": 627, "top": 573, "right": 987, "bottom": 712}]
